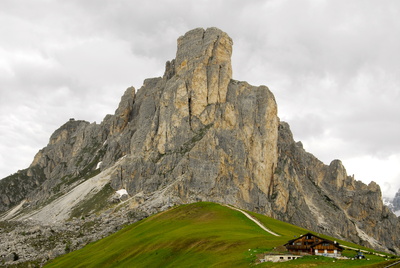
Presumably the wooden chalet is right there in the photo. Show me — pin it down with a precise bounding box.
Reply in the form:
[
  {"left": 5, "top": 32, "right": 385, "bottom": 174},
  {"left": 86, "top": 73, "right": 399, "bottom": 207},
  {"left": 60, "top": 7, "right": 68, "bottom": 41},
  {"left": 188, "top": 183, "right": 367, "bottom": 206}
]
[{"left": 284, "top": 233, "right": 344, "bottom": 257}]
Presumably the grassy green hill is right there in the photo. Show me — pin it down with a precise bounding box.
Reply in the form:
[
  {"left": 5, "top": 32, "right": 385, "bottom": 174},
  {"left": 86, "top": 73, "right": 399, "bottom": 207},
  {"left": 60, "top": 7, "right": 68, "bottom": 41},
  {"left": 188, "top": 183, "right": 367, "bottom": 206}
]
[{"left": 44, "top": 202, "right": 397, "bottom": 268}]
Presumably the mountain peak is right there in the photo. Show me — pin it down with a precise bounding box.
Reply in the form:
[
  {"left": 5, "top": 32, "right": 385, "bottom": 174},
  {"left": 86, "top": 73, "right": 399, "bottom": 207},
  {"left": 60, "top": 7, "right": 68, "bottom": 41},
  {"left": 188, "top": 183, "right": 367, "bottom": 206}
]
[
  {"left": 175, "top": 27, "right": 232, "bottom": 76},
  {"left": 164, "top": 27, "right": 233, "bottom": 117}
]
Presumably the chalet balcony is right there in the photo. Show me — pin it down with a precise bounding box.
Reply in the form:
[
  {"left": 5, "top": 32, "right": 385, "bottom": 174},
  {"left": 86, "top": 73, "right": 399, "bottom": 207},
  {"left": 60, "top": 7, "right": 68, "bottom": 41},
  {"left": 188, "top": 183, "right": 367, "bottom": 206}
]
[{"left": 286, "top": 245, "right": 312, "bottom": 250}]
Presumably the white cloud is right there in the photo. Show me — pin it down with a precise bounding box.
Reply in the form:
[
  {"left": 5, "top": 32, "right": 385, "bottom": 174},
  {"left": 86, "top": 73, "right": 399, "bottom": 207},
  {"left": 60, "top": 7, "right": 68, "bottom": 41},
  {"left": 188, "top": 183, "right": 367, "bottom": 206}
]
[
  {"left": 343, "top": 155, "right": 400, "bottom": 198},
  {"left": 1, "top": 0, "right": 400, "bottom": 198}
]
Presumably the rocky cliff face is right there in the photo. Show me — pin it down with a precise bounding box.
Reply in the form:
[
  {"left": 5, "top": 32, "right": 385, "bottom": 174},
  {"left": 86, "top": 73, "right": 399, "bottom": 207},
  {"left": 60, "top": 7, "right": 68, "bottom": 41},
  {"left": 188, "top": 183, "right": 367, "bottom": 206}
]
[
  {"left": 0, "top": 27, "right": 399, "bottom": 265},
  {"left": 99, "top": 27, "right": 279, "bottom": 212},
  {"left": 270, "top": 122, "right": 400, "bottom": 253},
  {"left": 0, "top": 119, "right": 107, "bottom": 215}
]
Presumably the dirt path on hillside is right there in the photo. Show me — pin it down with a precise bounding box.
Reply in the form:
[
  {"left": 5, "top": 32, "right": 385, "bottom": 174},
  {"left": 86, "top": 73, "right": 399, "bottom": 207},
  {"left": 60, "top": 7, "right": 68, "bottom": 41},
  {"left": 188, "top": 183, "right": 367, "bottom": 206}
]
[{"left": 224, "top": 204, "right": 280, "bottom": 236}]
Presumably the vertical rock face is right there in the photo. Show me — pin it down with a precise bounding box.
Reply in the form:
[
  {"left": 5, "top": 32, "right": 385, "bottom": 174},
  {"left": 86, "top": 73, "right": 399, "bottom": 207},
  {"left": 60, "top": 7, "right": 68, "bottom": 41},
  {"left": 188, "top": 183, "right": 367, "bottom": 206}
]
[
  {"left": 154, "top": 27, "right": 234, "bottom": 155},
  {"left": 107, "top": 27, "right": 279, "bottom": 210},
  {"left": 0, "top": 27, "right": 399, "bottom": 256},
  {"left": 174, "top": 27, "right": 232, "bottom": 116}
]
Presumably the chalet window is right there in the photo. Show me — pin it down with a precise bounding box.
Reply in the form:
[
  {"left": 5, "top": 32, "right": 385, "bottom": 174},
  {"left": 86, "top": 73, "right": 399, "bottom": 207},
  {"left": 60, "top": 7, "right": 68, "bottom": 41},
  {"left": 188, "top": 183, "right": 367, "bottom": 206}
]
[{"left": 307, "top": 235, "right": 312, "bottom": 239}]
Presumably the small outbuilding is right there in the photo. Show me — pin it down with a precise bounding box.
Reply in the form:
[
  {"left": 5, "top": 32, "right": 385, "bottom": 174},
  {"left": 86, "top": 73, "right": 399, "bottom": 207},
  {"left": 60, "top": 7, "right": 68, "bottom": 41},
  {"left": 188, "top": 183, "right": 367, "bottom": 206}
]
[
  {"left": 284, "top": 233, "right": 344, "bottom": 257},
  {"left": 260, "top": 254, "right": 302, "bottom": 263}
]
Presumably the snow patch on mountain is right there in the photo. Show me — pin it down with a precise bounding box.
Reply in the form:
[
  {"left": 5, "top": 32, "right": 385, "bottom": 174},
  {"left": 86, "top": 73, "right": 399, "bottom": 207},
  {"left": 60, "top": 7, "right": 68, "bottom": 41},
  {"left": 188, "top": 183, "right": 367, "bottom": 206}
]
[{"left": 116, "top": 189, "right": 128, "bottom": 197}]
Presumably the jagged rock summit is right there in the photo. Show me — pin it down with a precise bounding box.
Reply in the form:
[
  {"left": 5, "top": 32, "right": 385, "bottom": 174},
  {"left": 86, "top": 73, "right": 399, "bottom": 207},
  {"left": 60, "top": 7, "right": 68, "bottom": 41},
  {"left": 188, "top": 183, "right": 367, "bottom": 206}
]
[{"left": 1, "top": 28, "right": 399, "bottom": 265}]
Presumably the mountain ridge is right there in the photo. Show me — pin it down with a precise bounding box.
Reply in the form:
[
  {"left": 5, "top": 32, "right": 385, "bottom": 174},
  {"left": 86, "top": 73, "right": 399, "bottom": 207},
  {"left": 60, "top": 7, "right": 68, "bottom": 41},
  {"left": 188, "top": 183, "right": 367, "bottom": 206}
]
[{"left": 0, "top": 27, "right": 399, "bottom": 265}]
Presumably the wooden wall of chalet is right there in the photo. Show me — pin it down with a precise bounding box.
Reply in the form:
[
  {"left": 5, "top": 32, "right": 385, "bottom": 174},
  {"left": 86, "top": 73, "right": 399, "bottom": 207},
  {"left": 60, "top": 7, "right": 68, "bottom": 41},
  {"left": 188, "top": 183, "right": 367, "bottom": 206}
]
[{"left": 313, "top": 243, "right": 342, "bottom": 253}]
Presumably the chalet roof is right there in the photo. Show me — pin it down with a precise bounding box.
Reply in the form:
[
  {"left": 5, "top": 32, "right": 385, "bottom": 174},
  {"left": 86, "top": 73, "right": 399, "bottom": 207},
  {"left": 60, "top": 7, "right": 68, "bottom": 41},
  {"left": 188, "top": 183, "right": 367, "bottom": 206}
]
[
  {"left": 284, "top": 232, "right": 342, "bottom": 249},
  {"left": 285, "top": 233, "right": 321, "bottom": 245}
]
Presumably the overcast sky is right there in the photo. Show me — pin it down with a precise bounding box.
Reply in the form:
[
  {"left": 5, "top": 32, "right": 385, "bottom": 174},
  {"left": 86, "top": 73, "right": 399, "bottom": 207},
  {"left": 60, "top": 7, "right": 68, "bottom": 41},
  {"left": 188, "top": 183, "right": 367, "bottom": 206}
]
[{"left": 1, "top": 0, "right": 399, "bottom": 198}]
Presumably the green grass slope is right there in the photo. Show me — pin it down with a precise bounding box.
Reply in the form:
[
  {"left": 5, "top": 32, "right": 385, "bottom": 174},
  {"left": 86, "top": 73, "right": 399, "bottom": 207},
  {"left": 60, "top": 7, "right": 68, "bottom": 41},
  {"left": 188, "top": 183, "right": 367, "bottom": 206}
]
[{"left": 44, "top": 202, "right": 396, "bottom": 268}]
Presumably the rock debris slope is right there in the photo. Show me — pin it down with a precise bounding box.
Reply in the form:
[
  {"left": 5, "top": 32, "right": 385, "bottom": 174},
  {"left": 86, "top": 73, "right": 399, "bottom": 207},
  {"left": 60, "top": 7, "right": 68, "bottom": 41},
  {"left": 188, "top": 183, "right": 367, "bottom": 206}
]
[{"left": 1, "top": 27, "right": 399, "bottom": 263}]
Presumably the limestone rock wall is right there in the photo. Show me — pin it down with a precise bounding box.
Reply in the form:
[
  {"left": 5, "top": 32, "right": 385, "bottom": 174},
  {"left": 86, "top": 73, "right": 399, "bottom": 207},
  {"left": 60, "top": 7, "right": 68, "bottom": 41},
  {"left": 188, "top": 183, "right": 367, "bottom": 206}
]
[{"left": 107, "top": 28, "right": 279, "bottom": 211}]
